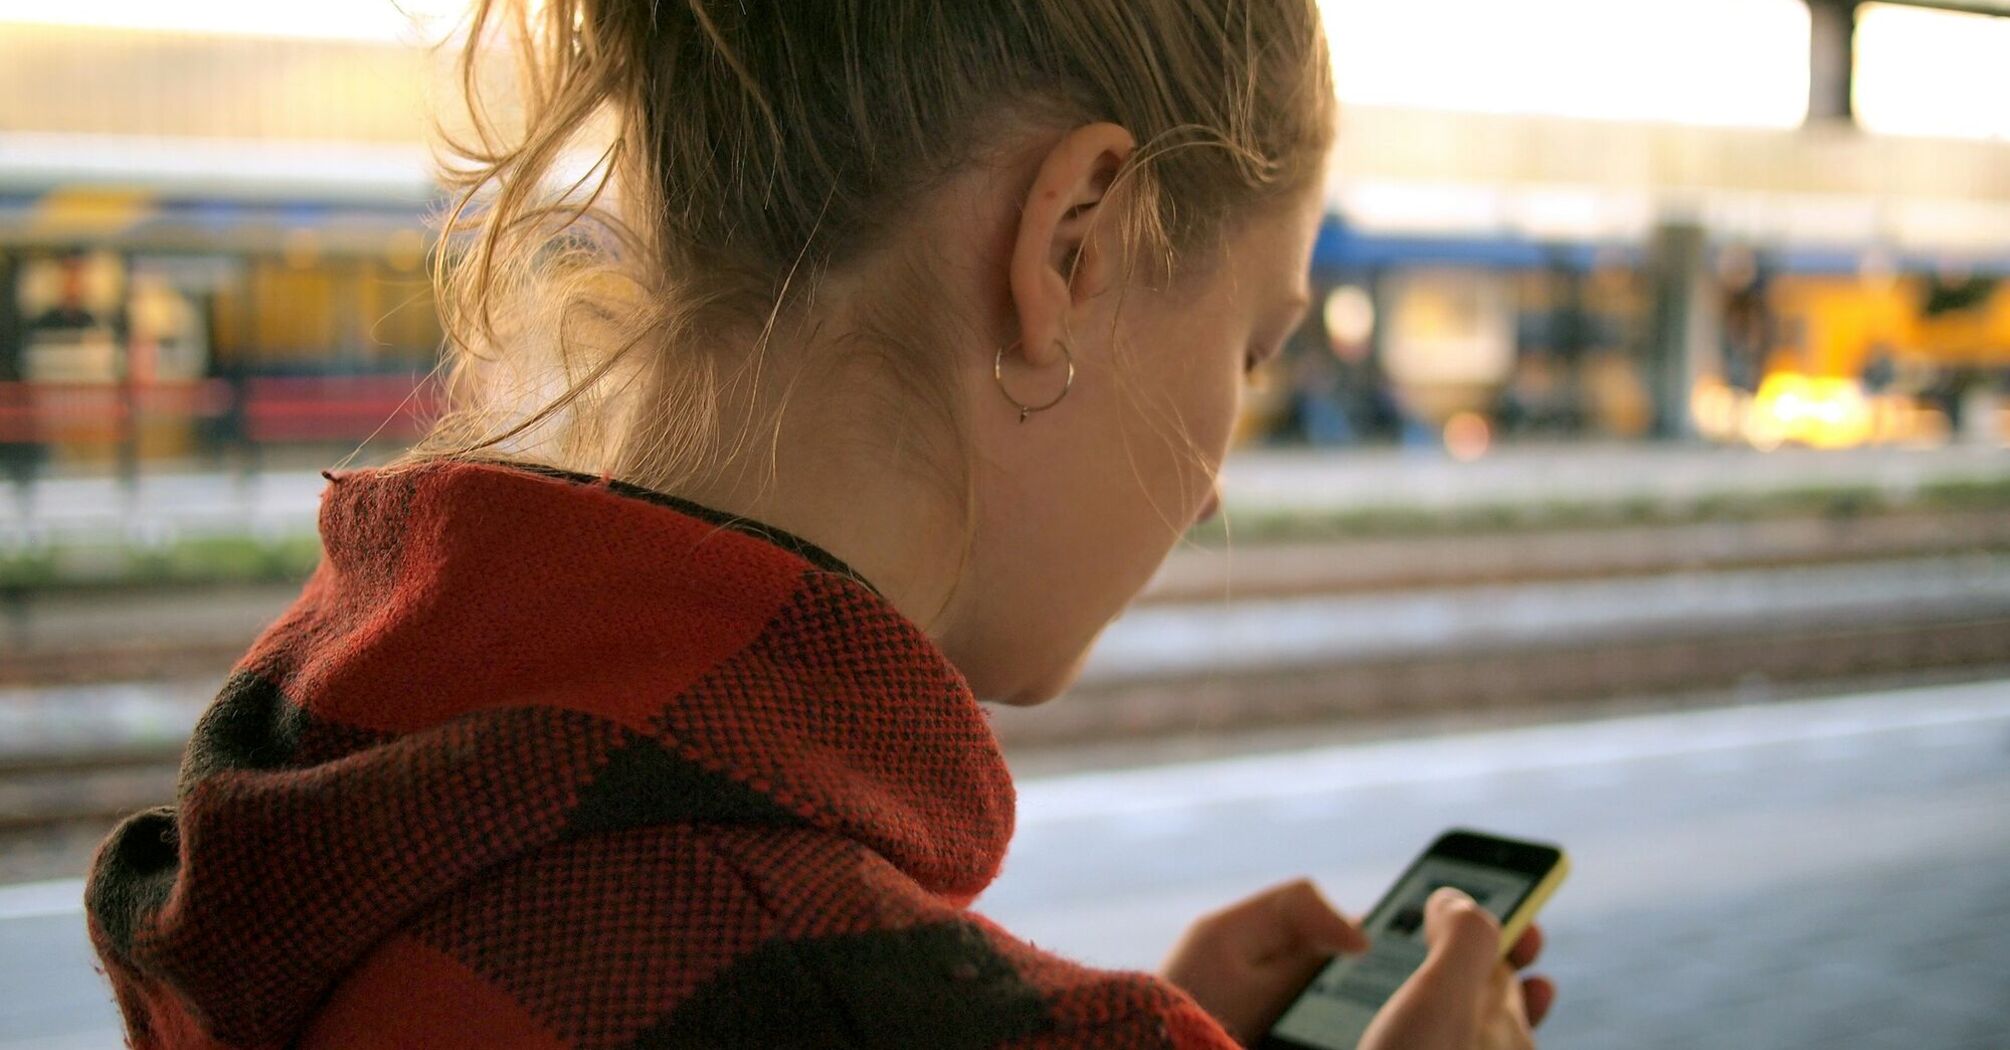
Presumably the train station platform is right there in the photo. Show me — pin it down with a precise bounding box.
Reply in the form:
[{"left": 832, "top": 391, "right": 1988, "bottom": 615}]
[
  {"left": 4, "top": 441, "right": 2006, "bottom": 553},
  {"left": 7, "top": 677, "right": 2007, "bottom": 1050},
  {"left": 4, "top": 440, "right": 2005, "bottom": 888},
  {"left": 1210, "top": 440, "right": 2008, "bottom": 523}
]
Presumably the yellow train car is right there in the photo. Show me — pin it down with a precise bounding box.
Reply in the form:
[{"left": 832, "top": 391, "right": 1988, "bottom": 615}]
[
  {"left": 1737, "top": 271, "right": 2009, "bottom": 449},
  {"left": 1765, "top": 273, "right": 2010, "bottom": 378}
]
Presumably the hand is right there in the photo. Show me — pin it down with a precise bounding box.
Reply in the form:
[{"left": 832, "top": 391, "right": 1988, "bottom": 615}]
[
  {"left": 1358, "top": 888, "right": 1555, "bottom": 1050},
  {"left": 1159, "top": 878, "right": 1370, "bottom": 1045}
]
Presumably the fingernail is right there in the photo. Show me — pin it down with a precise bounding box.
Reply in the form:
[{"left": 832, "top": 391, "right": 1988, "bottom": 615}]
[{"left": 1429, "top": 886, "right": 1475, "bottom": 908}]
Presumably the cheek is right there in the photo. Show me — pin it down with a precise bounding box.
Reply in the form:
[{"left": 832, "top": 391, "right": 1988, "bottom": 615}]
[
  {"left": 958, "top": 312, "right": 1244, "bottom": 703},
  {"left": 1101, "top": 301, "right": 1242, "bottom": 492},
  {"left": 1162, "top": 326, "right": 1246, "bottom": 473},
  {"left": 1198, "top": 357, "right": 1244, "bottom": 455}
]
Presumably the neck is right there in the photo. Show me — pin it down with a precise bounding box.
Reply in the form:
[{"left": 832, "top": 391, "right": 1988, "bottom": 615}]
[{"left": 665, "top": 351, "right": 974, "bottom": 650}]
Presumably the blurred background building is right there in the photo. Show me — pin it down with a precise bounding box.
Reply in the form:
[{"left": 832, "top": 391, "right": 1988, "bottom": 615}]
[
  {"left": 1, "top": 1, "right": 2008, "bottom": 472},
  {"left": 2, "top": 4, "right": 2008, "bottom": 1049},
  {"left": 0, "top": 3, "right": 449, "bottom": 479}
]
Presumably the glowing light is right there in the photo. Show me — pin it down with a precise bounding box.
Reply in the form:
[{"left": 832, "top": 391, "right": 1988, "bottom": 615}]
[
  {"left": 1443, "top": 411, "right": 1492, "bottom": 461},
  {"left": 1744, "top": 374, "right": 1876, "bottom": 450},
  {"left": 1689, "top": 377, "right": 1747, "bottom": 442},
  {"left": 1322, "top": 285, "right": 1375, "bottom": 354}
]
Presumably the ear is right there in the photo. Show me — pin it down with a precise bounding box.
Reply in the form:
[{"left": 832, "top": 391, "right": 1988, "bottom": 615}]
[{"left": 1008, "top": 122, "right": 1136, "bottom": 369}]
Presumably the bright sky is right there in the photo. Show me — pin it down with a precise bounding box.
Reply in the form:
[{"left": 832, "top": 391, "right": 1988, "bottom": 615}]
[
  {"left": 1854, "top": 2, "right": 2010, "bottom": 140},
  {"left": 0, "top": 0, "right": 466, "bottom": 42},
  {"left": 1318, "top": 0, "right": 1813, "bottom": 128},
  {"left": 0, "top": 0, "right": 2004, "bottom": 140}
]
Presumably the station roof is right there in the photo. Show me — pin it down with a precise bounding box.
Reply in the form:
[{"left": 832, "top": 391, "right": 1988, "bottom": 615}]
[{"left": 2, "top": 4, "right": 2009, "bottom": 261}]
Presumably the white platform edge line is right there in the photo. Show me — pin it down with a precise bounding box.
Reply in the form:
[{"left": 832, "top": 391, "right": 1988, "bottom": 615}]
[
  {"left": 1015, "top": 678, "right": 2010, "bottom": 822},
  {"left": 0, "top": 878, "right": 86, "bottom": 921}
]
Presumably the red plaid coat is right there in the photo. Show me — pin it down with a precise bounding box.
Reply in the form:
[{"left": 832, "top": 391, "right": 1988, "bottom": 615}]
[{"left": 84, "top": 459, "right": 1238, "bottom": 1048}]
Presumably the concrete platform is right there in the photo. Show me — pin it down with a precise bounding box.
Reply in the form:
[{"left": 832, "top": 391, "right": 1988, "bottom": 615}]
[
  {"left": 5, "top": 442, "right": 2004, "bottom": 548},
  {"left": 7, "top": 678, "right": 2006, "bottom": 1049}
]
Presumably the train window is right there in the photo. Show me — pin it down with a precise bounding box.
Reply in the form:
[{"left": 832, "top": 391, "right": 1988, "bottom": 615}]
[{"left": 250, "top": 261, "right": 338, "bottom": 361}]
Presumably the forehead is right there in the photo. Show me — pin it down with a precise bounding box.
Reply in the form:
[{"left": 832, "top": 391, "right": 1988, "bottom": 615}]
[
  {"left": 1171, "top": 184, "right": 1325, "bottom": 301},
  {"left": 1237, "top": 179, "right": 1323, "bottom": 243},
  {"left": 1236, "top": 190, "right": 1323, "bottom": 289}
]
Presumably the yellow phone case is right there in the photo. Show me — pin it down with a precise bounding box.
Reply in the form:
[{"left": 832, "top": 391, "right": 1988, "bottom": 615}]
[{"left": 1496, "top": 848, "right": 1570, "bottom": 956}]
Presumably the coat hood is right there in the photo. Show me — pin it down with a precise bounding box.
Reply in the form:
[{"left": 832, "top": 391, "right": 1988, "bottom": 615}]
[{"left": 85, "top": 459, "right": 1017, "bottom": 1048}]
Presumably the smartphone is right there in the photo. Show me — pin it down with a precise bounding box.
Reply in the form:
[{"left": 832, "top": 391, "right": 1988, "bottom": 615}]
[{"left": 1256, "top": 828, "right": 1570, "bottom": 1050}]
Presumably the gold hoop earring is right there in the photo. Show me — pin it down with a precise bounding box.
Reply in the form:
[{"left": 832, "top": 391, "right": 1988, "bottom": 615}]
[{"left": 993, "top": 338, "right": 1076, "bottom": 423}]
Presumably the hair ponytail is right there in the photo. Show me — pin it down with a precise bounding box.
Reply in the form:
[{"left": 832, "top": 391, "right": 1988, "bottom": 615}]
[{"left": 407, "top": 0, "right": 1335, "bottom": 499}]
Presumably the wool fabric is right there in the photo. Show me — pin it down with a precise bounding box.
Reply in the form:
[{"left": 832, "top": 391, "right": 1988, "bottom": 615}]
[{"left": 84, "top": 459, "right": 1237, "bottom": 1048}]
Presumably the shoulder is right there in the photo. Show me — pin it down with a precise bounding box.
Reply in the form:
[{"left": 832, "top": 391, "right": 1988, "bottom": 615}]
[{"left": 307, "top": 823, "right": 1233, "bottom": 1048}]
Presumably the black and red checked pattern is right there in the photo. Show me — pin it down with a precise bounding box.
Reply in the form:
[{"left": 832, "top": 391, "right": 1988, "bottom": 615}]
[{"left": 84, "top": 458, "right": 1238, "bottom": 1048}]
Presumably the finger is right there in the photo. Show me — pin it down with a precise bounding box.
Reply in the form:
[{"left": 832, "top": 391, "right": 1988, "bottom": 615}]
[
  {"left": 1265, "top": 878, "right": 1371, "bottom": 956},
  {"left": 1507, "top": 922, "right": 1544, "bottom": 969},
  {"left": 1523, "top": 974, "right": 1557, "bottom": 1028},
  {"left": 1485, "top": 959, "right": 1522, "bottom": 1020},
  {"left": 1184, "top": 877, "right": 1363, "bottom": 964},
  {"left": 1419, "top": 888, "right": 1501, "bottom": 988}
]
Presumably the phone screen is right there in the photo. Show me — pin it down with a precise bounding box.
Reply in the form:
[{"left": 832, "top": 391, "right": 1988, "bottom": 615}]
[{"left": 1263, "top": 853, "right": 1543, "bottom": 1050}]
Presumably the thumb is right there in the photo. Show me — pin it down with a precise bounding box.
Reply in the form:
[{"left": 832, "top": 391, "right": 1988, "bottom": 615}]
[
  {"left": 1266, "top": 878, "right": 1371, "bottom": 956},
  {"left": 1418, "top": 887, "right": 1501, "bottom": 988},
  {"left": 1357, "top": 890, "right": 1503, "bottom": 1050}
]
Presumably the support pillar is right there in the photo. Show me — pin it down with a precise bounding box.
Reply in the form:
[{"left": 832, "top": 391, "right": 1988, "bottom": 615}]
[
  {"left": 1807, "top": 0, "right": 1862, "bottom": 126},
  {"left": 1645, "top": 223, "right": 1722, "bottom": 441}
]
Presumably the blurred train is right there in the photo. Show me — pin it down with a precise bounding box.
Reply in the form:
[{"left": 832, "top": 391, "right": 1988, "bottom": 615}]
[
  {"left": 3, "top": 156, "right": 2008, "bottom": 473},
  {"left": 1251, "top": 223, "right": 2010, "bottom": 455},
  {"left": 0, "top": 171, "right": 443, "bottom": 473}
]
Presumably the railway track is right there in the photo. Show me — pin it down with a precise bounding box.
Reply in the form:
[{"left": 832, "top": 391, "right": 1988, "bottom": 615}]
[
  {"left": 7, "top": 506, "right": 2009, "bottom": 688},
  {"left": 8, "top": 614, "right": 2010, "bottom": 884},
  {"left": 992, "top": 612, "right": 2010, "bottom": 750},
  {"left": 1138, "top": 506, "right": 2010, "bottom": 603},
  {"left": 0, "top": 748, "right": 181, "bottom": 884},
  {"left": 5, "top": 514, "right": 2010, "bottom": 882}
]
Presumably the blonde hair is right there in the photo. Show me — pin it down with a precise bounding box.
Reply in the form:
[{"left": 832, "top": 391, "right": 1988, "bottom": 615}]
[{"left": 405, "top": 0, "right": 1335, "bottom": 526}]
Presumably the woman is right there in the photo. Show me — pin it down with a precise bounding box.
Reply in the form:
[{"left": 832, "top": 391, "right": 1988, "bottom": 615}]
[{"left": 85, "top": 2, "right": 1553, "bottom": 1046}]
